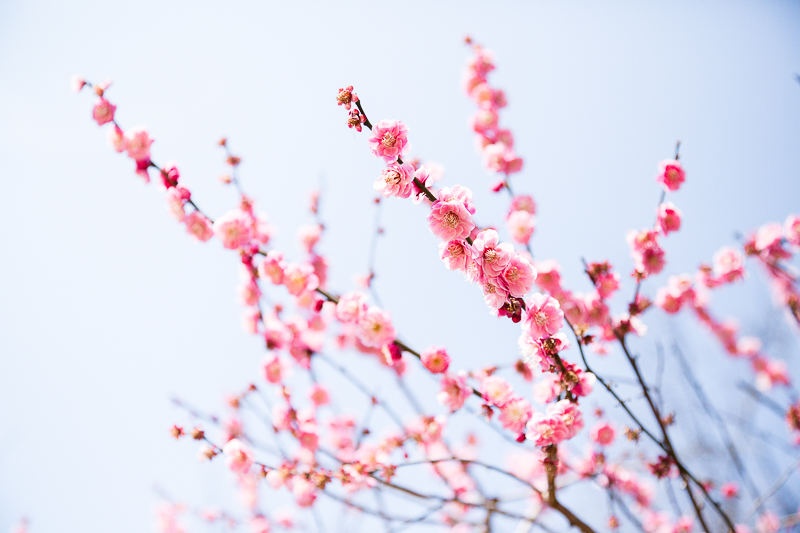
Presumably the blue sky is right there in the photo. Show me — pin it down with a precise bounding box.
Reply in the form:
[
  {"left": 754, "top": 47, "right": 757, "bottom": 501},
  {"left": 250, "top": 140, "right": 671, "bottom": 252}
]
[{"left": 1, "top": 1, "right": 799, "bottom": 531}]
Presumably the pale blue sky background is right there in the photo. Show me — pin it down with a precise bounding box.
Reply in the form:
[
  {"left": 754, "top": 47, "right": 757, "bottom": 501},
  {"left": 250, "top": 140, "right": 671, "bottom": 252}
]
[{"left": 1, "top": 1, "right": 799, "bottom": 531}]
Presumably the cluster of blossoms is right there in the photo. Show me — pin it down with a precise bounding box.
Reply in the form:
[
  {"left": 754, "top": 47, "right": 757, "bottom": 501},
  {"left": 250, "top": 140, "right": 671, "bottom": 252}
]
[
  {"left": 333, "top": 291, "right": 399, "bottom": 359},
  {"left": 346, "top": 99, "right": 539, "bottom": 321},
  {"left": 338, "top": 86, "right": 607, "bottom": 484},
  {"left": 463, "top": 41, "right": 536, "bottom": 248},
  {"left": 444, "top": 226, "right": 536, "bottom": 312},
  {"left": 527, "top": 399, "right": 583, "bottom": 446},
  {"left": 626, "top": 159, "right": 686, "bottom": 281},
  {"left": 72, "top": 77, "right": 153, "bottom": 182},
  {"left": 80, "top": 77, "right": 500, "bottom": 527},
  {"left": 744, "top": 214, "right": 800, "bottom": 325},
  {"left": 517, "top": 290, "right": 596, "bottom": 402},
  {"left": 655, "top": 218, "right": 799, "bottom": 402},
  {"left": 71, "top": 36, "right": 800, "bottom": 530},
  {"left": 340, "top": 97, "right": 575, "bottom": 452},
  {"left": 341, "top": 89, "right": 596, "bottom": 455},
  {"left": 506, "top": 193, "right": 537, "bottom": 247},
  {"left": 463, "top": 37, "right": 523, "bottom": 188},
  {"left": 73, "top": 77, "right": 286, "bottom": 249},
  {"left": 340, "top": 71, "right": 611, "bottom": 460},
  {"left": 525, "top": 258, "right": 631, "bottom": 357},
  {"left": 336, "top": 85, "right": 367, "bottom": 132},
  {"left": 73, "top": 78, "right": 155, "bottom": 183}
]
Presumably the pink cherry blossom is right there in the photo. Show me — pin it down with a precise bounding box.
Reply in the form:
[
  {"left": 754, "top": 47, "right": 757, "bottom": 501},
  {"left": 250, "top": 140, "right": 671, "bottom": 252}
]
[
  {"left": 184, "top": 212, "right": 213, "bottom": 242},
  {"left": 420, "top": 346, "right": 451, "bottom": 374},
  {"left": 297, "top": 427, "right": 320, "bottom": 452},
  {"left": 123, "top": 126, "right": 154, "bottom": 162},
  {"left": 479, "top": 374, "right": 513, "bottom": 407},
  {"left": 657, "top": 202, "right": 682, "bottom": 235},
  {"left": 92, "top": 98, "right": 116, "bottom": 126},
  {"left": 406, "top": 415, "right": 444, "bottom": 445},
  {"left": 471, "top": 83, "right": 507, "bottom": 109},
  {"left": 309, "top": 253, "right": 327, "bottom": 288},
  {"left": 239, "top": 278, "right": 261, "bottom": 307},
  {"left": 712, "top": 247, "right": 744, "bottom": 284},
  {"left": 753, "top": 223, "right": 787, "bottom": 258},
  {"left": 628, "top": 229, "right": 666, "bottom": 277},
  {"left": 482, "top": 279, "right": 509, "bottom": 309},
  {"left": 526, "top": 412, "right": 567, "bottom": 447},
  {"left": 335, "top": 292, "right": 368, "bottom": 323},
  {"left": 438, "top": 373, "right": 471, "bottom": 412},
  {"left": 346, "top": 108, "right": 366, "bottom": 132},
  {"left": 439, "top": 239, "right": 474, "bottom": 272},
  {"left": 336, "top": 85, "right": 357, "bottom": 110},
  {"left": 533, "top": 260, "right": 563, "bottom": 294},
  {"left": 165, "top": 187, "right": 186, "bottom": 221},
  {"left": 263, "top": 356, "right": 285, "bottom": 384},
  {"left": 258, "top": 251, "right": 286, "bottom": 284},
  {"left": 471, "top": 108, "right": 499, "bottom": 134},
  {"left": 590, "top": 422, "right": 616, "bottom": 446},
  {"left": 657, "top": 159, "right": 685, "bottom": 191},
  {"left": 509, "top": 194, "right": 536, "bottom": 214},
  {"left": 223, "top": 416, "right": 243, "bottom": 440},
  {"left": 438, "top": 185, "right": 476, "bottom": 214},
  {"left": 263, "top": 317, "right": 290, "bottom": 350},
  {"left": 572, "top": 367, "right": 596, "bottom": 397},
  {"left": 593, "top": 271, "right": 620, "bottom": 300},
  {"left": 465, "top": 45, "right": 495, "bottom": 82},
  {"left": 500, "top": 254, "right": 536, "bottom": 297},
  {"left": 473, "top": 229, "right": 514, "bottom": 279},
  {"left": 519, "top": 330, "right": 570, "bottom": 373},
  {"left": 497, "top": 396, "right": 532, "bottom": 433},
  {"left": 482, "top": 142, "right": 523, "bottom": 175},
  {"left": 506, "top": 210, "right": 535, "bottom": 244},
  {"left": 374, "top": 162, "right": 415, "bottom": 199},
  {"left": 428, "top": 199, "right": 475, "bottom": 241},
  {"left": 135, "top": 157, "right": 151, "bottom": 182},
  {"left": 524, "top": 293, "right": 564, "bottom": 339},
  {"left": 108, "top": 124, "right": 125, "bottom": 152},
  {"left": 222, "top": 438, "right": 253, "bottom": 475},
  {"left": 655, "top": 274, "right": 695, "bottom": 313},
  {"left": 355, "top": 307, "right": 395, "bottom": 348},
  {"left": 368, "top": 120, "right": 408, "bottom": 162},
  {"left": 551, "top": 399, "right": 584, "bottom": 439},
  {"left": 532, "top": 373, "right": 559, "bottom": 404},
  {"left": 282, "top": 262, "right": 319, "bottom": 296},
  {"left": 784, "top": 214, "right": 800, "bottom": 246},
  {"left": 309, "top": 384, "right": 330, "bottom": 406},
  {"left": 720, "top": 482, "right": 739, "bottom": 499},
  {"left": 213, "top": 210, "right": 253, "bottom": 250},
  {"left": 159, "top": 163, "right": 181, "bottom": 189}
]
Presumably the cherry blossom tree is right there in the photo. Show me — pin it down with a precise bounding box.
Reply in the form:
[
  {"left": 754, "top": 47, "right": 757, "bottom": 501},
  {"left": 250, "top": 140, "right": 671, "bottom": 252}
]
[{"left": 62, "top": 37, "right": 800, "bottom": 533}]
